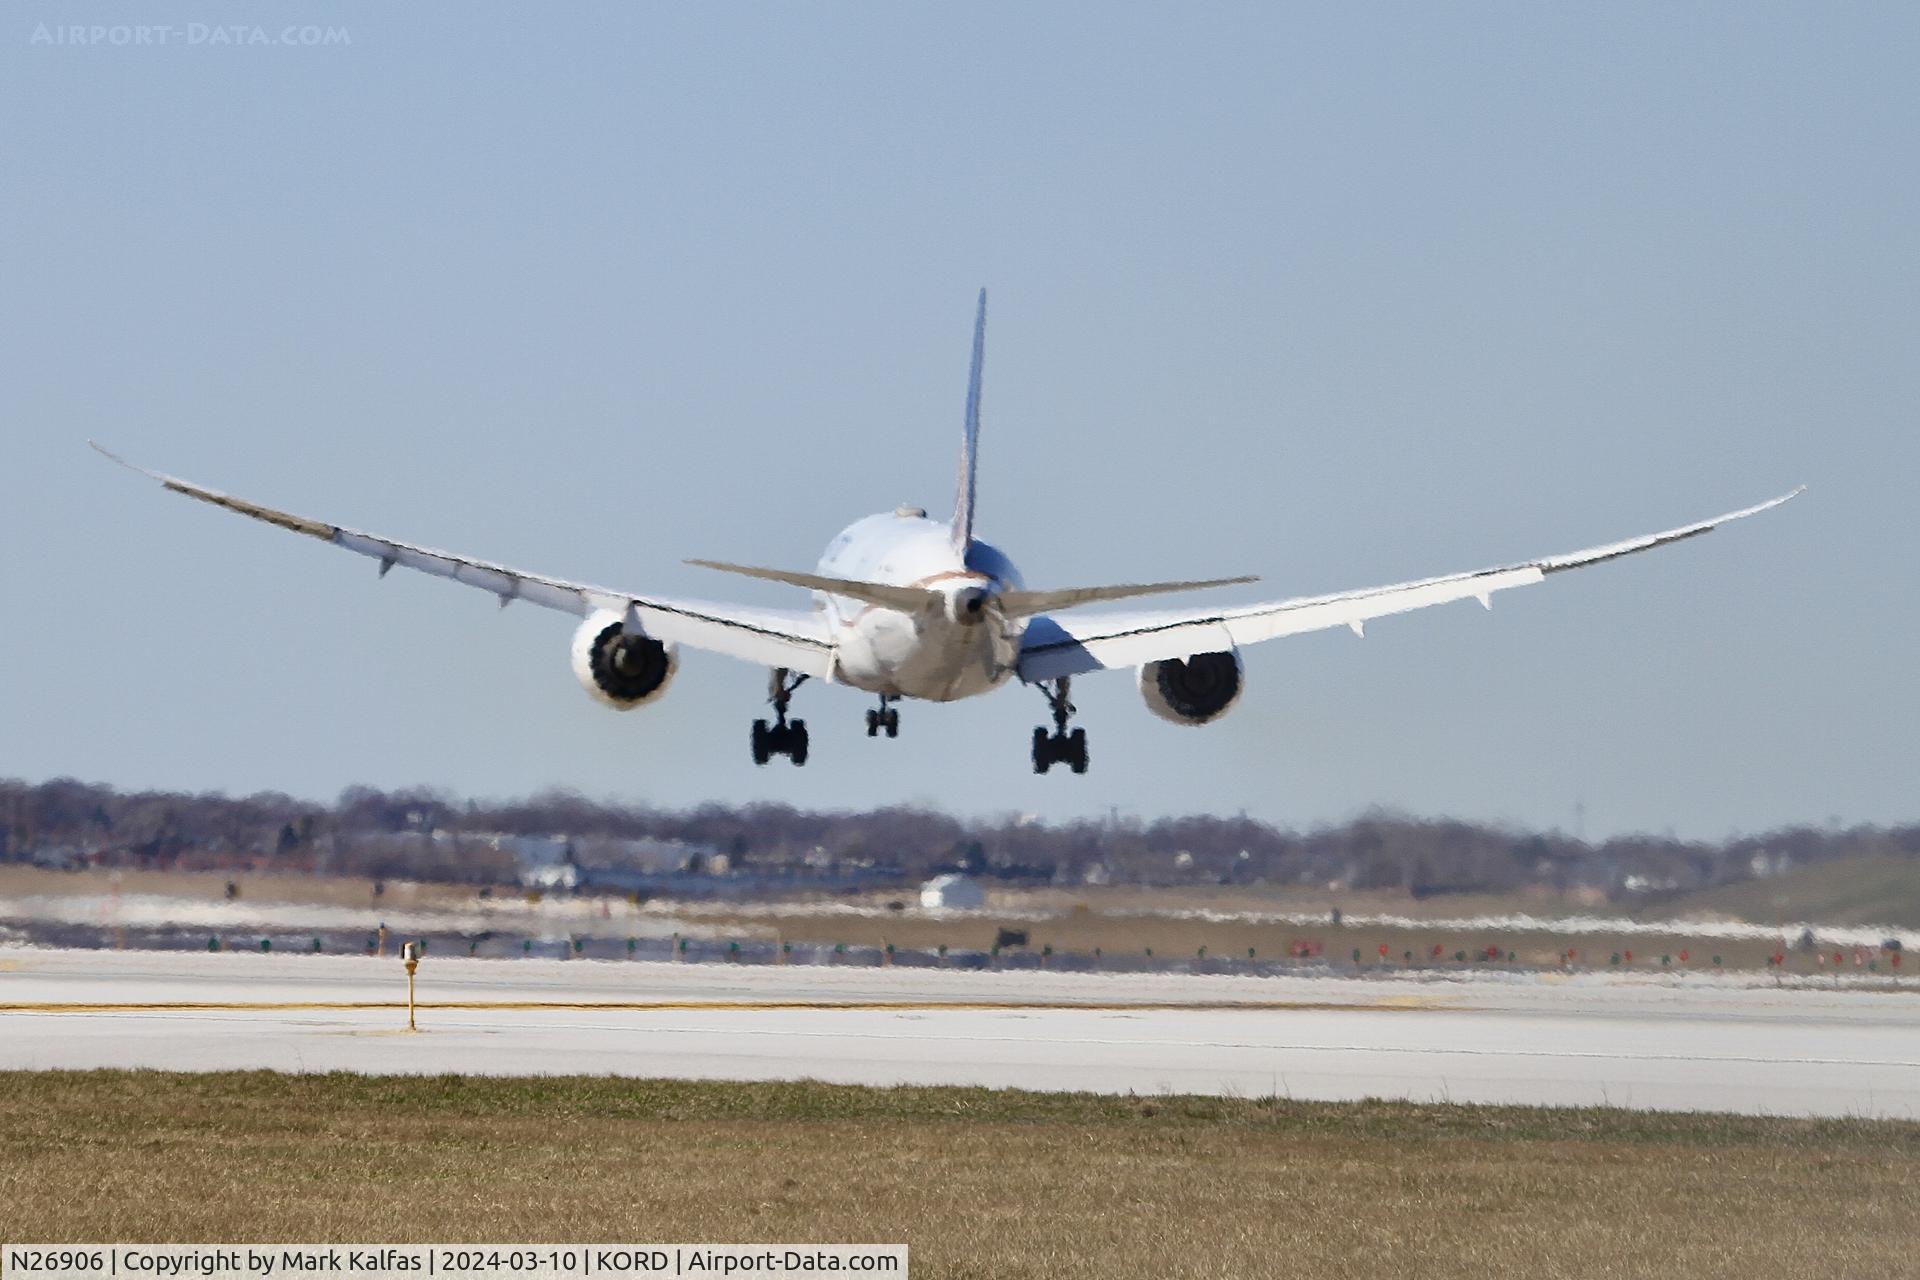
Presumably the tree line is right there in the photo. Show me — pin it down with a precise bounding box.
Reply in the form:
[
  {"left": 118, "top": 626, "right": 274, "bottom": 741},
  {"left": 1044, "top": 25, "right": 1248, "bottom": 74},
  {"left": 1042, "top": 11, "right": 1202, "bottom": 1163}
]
[{"left": 3, "top": 775, "right": 1916, "bottom": 902}]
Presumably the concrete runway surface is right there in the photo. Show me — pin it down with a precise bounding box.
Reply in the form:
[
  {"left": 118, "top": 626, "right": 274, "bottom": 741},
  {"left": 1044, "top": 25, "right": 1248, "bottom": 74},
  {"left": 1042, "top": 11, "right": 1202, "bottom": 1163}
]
[{"left": 2, "top": 947, "right": 1916, "bottom": 1118}]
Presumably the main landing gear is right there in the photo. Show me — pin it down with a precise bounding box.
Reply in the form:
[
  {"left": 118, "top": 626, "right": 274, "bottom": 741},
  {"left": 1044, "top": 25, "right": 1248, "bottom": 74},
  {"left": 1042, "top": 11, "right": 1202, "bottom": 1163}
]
[
  {"left": 866, "top": 694, "right": 900, "bottom": 739},
  {"left": 752, "top": 669, "right": 809, "bottom": 766},
  {"left": 1032, "top": 677, "right": 1088, "bottom": 775}
]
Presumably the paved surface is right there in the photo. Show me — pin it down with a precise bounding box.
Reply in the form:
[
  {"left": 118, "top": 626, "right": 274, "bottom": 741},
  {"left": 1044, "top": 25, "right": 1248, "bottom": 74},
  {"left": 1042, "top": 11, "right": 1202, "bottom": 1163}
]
[{"left": 3, "top": 947, "right": 1916, "bottom": 1118}]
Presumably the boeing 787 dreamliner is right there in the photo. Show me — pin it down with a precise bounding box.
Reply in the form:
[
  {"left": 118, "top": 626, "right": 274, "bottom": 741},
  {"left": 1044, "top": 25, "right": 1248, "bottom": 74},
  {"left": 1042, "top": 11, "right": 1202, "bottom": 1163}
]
[{"left": 94, "top": 291, "right": 1801, "bottom": 774}]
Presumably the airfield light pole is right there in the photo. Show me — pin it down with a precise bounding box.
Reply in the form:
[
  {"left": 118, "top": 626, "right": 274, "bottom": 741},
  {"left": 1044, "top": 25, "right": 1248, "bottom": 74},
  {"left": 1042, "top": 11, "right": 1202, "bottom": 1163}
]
[{"left": 402, "top": 941, "right": 422, "bottom": 1031}]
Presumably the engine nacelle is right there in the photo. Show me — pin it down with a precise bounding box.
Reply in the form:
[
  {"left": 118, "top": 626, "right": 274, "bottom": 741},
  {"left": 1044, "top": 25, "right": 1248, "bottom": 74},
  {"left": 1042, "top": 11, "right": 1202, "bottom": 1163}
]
[
  {"left": 1138, "top": 649, "right": 1243, "bottom": 726},
  {"left": 570, "top": 610, "right": 677, "bottom": 710}
]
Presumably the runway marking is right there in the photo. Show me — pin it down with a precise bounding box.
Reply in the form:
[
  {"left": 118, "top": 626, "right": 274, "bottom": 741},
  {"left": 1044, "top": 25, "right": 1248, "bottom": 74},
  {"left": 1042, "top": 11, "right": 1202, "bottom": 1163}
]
[
  {"left": 434, "top": 1019, "right": 1920, "bottom": 1071},
  {"left": 6, "top": 1005, "right": 1911, "bottom": 1071},
  {"left": 0, "top": 997, "right": 1459, "bottom": 1015}
]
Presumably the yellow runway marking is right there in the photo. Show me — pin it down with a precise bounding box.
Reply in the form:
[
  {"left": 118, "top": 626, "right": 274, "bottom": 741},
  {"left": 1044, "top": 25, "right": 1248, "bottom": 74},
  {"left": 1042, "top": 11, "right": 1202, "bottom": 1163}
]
[{"left": 0, "top": 997, "right": 1460, "bottom": 1015}]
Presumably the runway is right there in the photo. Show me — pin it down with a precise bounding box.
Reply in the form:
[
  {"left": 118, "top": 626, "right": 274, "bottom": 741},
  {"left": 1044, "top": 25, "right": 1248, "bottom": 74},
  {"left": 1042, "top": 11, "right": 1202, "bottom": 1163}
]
[{"left": 3, "top": 947, "right": 1917, "bottom": 1118}]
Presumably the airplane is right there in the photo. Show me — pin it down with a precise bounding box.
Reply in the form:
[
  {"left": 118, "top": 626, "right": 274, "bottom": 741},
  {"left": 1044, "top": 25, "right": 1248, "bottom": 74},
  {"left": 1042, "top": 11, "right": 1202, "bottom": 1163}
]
[{"left": 93, "top": 289, "right": 1802, "bottom": 775}]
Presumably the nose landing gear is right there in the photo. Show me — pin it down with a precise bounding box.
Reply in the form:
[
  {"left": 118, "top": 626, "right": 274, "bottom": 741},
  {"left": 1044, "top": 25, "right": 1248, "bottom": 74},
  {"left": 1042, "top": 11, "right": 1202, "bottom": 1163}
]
[
  {"left": 866, "top": 694, "right": 901, "bottom": 738},
  {"left": 752, "top": 669, "right": 809, "bottom": 766},
  {"left": 1031, "top": 678, "right": 1088, "bottom": 774}
]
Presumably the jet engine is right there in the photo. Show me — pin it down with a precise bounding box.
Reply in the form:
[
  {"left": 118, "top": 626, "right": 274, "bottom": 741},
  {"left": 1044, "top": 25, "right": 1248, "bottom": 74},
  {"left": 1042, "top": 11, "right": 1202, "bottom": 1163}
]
[
  {"left": 1138, "top": 650, "right": 1243, "bottom": 725},
  {"left": 571, "top": 611, "right": 677, "bottom": 710}
]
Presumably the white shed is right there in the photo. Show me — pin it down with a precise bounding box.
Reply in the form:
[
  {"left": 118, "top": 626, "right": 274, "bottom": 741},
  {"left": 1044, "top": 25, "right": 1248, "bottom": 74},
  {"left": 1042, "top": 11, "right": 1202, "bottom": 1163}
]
[{"left": 919, "top": 873, "right": 986, "bottom": 910}]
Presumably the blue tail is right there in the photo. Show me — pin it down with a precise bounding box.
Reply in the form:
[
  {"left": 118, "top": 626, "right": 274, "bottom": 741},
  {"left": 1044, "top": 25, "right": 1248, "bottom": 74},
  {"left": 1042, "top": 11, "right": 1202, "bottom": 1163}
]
[{"left": 951, "top": 288, "right": 986, "bottom": 552}]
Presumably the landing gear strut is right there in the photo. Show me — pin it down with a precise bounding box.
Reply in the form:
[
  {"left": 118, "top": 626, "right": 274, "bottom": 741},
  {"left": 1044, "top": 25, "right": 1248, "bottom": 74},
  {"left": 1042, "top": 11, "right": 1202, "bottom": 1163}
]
[
  {"left": 1031, "top": 678, "right": 1088, "bottom": 775},
  {"left": 752, "top": 668, "right": 809, "bottom": 766},
  {"left": 865, "top": 694, "right": 901, "bottom": 739}
]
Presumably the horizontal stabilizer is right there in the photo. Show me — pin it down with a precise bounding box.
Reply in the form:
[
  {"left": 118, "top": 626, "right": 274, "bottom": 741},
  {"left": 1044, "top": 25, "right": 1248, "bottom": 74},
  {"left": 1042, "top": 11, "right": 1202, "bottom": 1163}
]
[
  {"left": 689, "top": 559, "right": 1256, "bottom": 619},
  {"left": 999, "top": 575, "right": 1257, "bottom": 618},
  {"left": 686, "top": 559, "right": 937, "bottom": 613}
]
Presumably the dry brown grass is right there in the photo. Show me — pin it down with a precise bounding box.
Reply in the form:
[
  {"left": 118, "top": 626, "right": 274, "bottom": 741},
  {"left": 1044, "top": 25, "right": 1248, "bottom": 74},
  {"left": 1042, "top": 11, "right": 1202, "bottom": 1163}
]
[
  {"left": 1, "top": 1073, "right": 1915, "bottom": 1279},
  {"left": 0, "top": 865, "right": 474, "bottom": 912},
  {"left": 1, "top": 866, "right": 1879, "bottom": 973}
]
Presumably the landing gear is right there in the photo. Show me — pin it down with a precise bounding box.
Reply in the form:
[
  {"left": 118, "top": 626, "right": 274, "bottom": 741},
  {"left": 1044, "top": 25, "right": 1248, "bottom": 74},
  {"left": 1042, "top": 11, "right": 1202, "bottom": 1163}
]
[
  {"left": 1031, "top": 678, "right": 1089, "bottom": 775},
  {"left": 753, "top": 668, "right": 809, "bottom": 767},
  {"left": 865, "top": 695, "right": 900, "bottom": 739}
]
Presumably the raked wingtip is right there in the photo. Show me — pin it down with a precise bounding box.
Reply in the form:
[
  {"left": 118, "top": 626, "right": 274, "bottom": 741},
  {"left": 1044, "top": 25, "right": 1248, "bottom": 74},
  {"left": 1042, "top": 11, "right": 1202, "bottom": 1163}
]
[{"left": 89, "top": 440, "right": 136, "bottom": 471}]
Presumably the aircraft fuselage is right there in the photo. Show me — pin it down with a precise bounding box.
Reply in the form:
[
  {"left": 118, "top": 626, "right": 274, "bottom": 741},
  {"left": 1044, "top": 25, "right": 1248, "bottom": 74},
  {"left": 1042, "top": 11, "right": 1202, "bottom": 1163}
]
[{"left": 817, "top": 508, "right": 1025, "bottom": 701}]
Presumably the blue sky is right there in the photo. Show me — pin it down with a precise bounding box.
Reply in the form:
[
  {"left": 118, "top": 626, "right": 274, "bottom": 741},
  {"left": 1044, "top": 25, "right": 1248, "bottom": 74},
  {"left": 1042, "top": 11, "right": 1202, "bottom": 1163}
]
[{"left": 3, "top": 3, "right": 1913, "bottom": 838}]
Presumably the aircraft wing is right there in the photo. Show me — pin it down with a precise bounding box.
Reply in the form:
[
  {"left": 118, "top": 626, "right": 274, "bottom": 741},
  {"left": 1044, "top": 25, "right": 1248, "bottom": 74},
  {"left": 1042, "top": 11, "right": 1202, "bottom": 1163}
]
[
  {"left": 1017, "top": 488, "right": 1803, "bottom": 683},
  {"left": 92, "top": 444, "right": 835, "bottom": 678}
]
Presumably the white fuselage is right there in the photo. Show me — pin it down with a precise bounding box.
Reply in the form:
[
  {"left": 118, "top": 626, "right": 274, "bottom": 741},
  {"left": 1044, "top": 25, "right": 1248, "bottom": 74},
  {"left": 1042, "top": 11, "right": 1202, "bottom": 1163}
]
[{"left": 817, "top": 508, "right": 1026, "bottom": 701}]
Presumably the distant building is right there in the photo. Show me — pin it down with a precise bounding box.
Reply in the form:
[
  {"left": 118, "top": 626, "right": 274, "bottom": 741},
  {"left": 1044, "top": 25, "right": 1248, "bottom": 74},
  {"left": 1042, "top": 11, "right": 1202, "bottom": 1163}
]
[
  {"left": 920, "top": 873, "right": 985, "bottom": 910},
  {"left": 507, "top": 835, "right": 580, "bottom": 890}
]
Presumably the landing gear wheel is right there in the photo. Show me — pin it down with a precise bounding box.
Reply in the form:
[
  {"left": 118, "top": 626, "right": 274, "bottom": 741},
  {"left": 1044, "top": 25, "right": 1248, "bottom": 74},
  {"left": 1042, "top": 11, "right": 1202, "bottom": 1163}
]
[
  {"left": 1031, "top": 679, "right": 1088, "bottom": 775},
  {"left": 755, "top": 669, "right": 812, "bottom": 766},
  {"left": 865, "top": 709, "right": 880, "bottom": 738},
  {"left": 884, "top": 708, "right": 900, "bottom": 738},
  {"left": 868, "top": 697, "right": 902, "bottom": 740}
]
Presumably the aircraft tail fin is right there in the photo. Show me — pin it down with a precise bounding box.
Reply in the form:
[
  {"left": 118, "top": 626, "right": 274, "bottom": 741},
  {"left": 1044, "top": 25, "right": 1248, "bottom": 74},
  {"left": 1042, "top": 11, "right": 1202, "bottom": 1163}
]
[{"left": 951, "top": 288, "right": 986, "bottom": 553}]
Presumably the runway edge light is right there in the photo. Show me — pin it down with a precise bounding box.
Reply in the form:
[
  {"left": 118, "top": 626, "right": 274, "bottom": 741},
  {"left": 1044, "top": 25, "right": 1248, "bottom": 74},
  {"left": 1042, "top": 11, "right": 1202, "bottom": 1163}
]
[{"left": 402, "top": 940, "right": 423, "bottom": 1032}]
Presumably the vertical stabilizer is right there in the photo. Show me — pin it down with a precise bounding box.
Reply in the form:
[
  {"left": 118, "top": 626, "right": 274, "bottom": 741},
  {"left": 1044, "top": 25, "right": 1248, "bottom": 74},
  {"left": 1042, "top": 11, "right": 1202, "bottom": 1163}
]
[{"left": 951, "top": 288, "right": 986, "bottom": 552}]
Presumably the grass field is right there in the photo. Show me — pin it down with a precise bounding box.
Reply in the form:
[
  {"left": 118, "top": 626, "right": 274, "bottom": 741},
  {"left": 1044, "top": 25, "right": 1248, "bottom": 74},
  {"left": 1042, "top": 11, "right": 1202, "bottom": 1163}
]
[{"left": 2, "top": 1073, "right": 1916, "bottom": 1279}]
